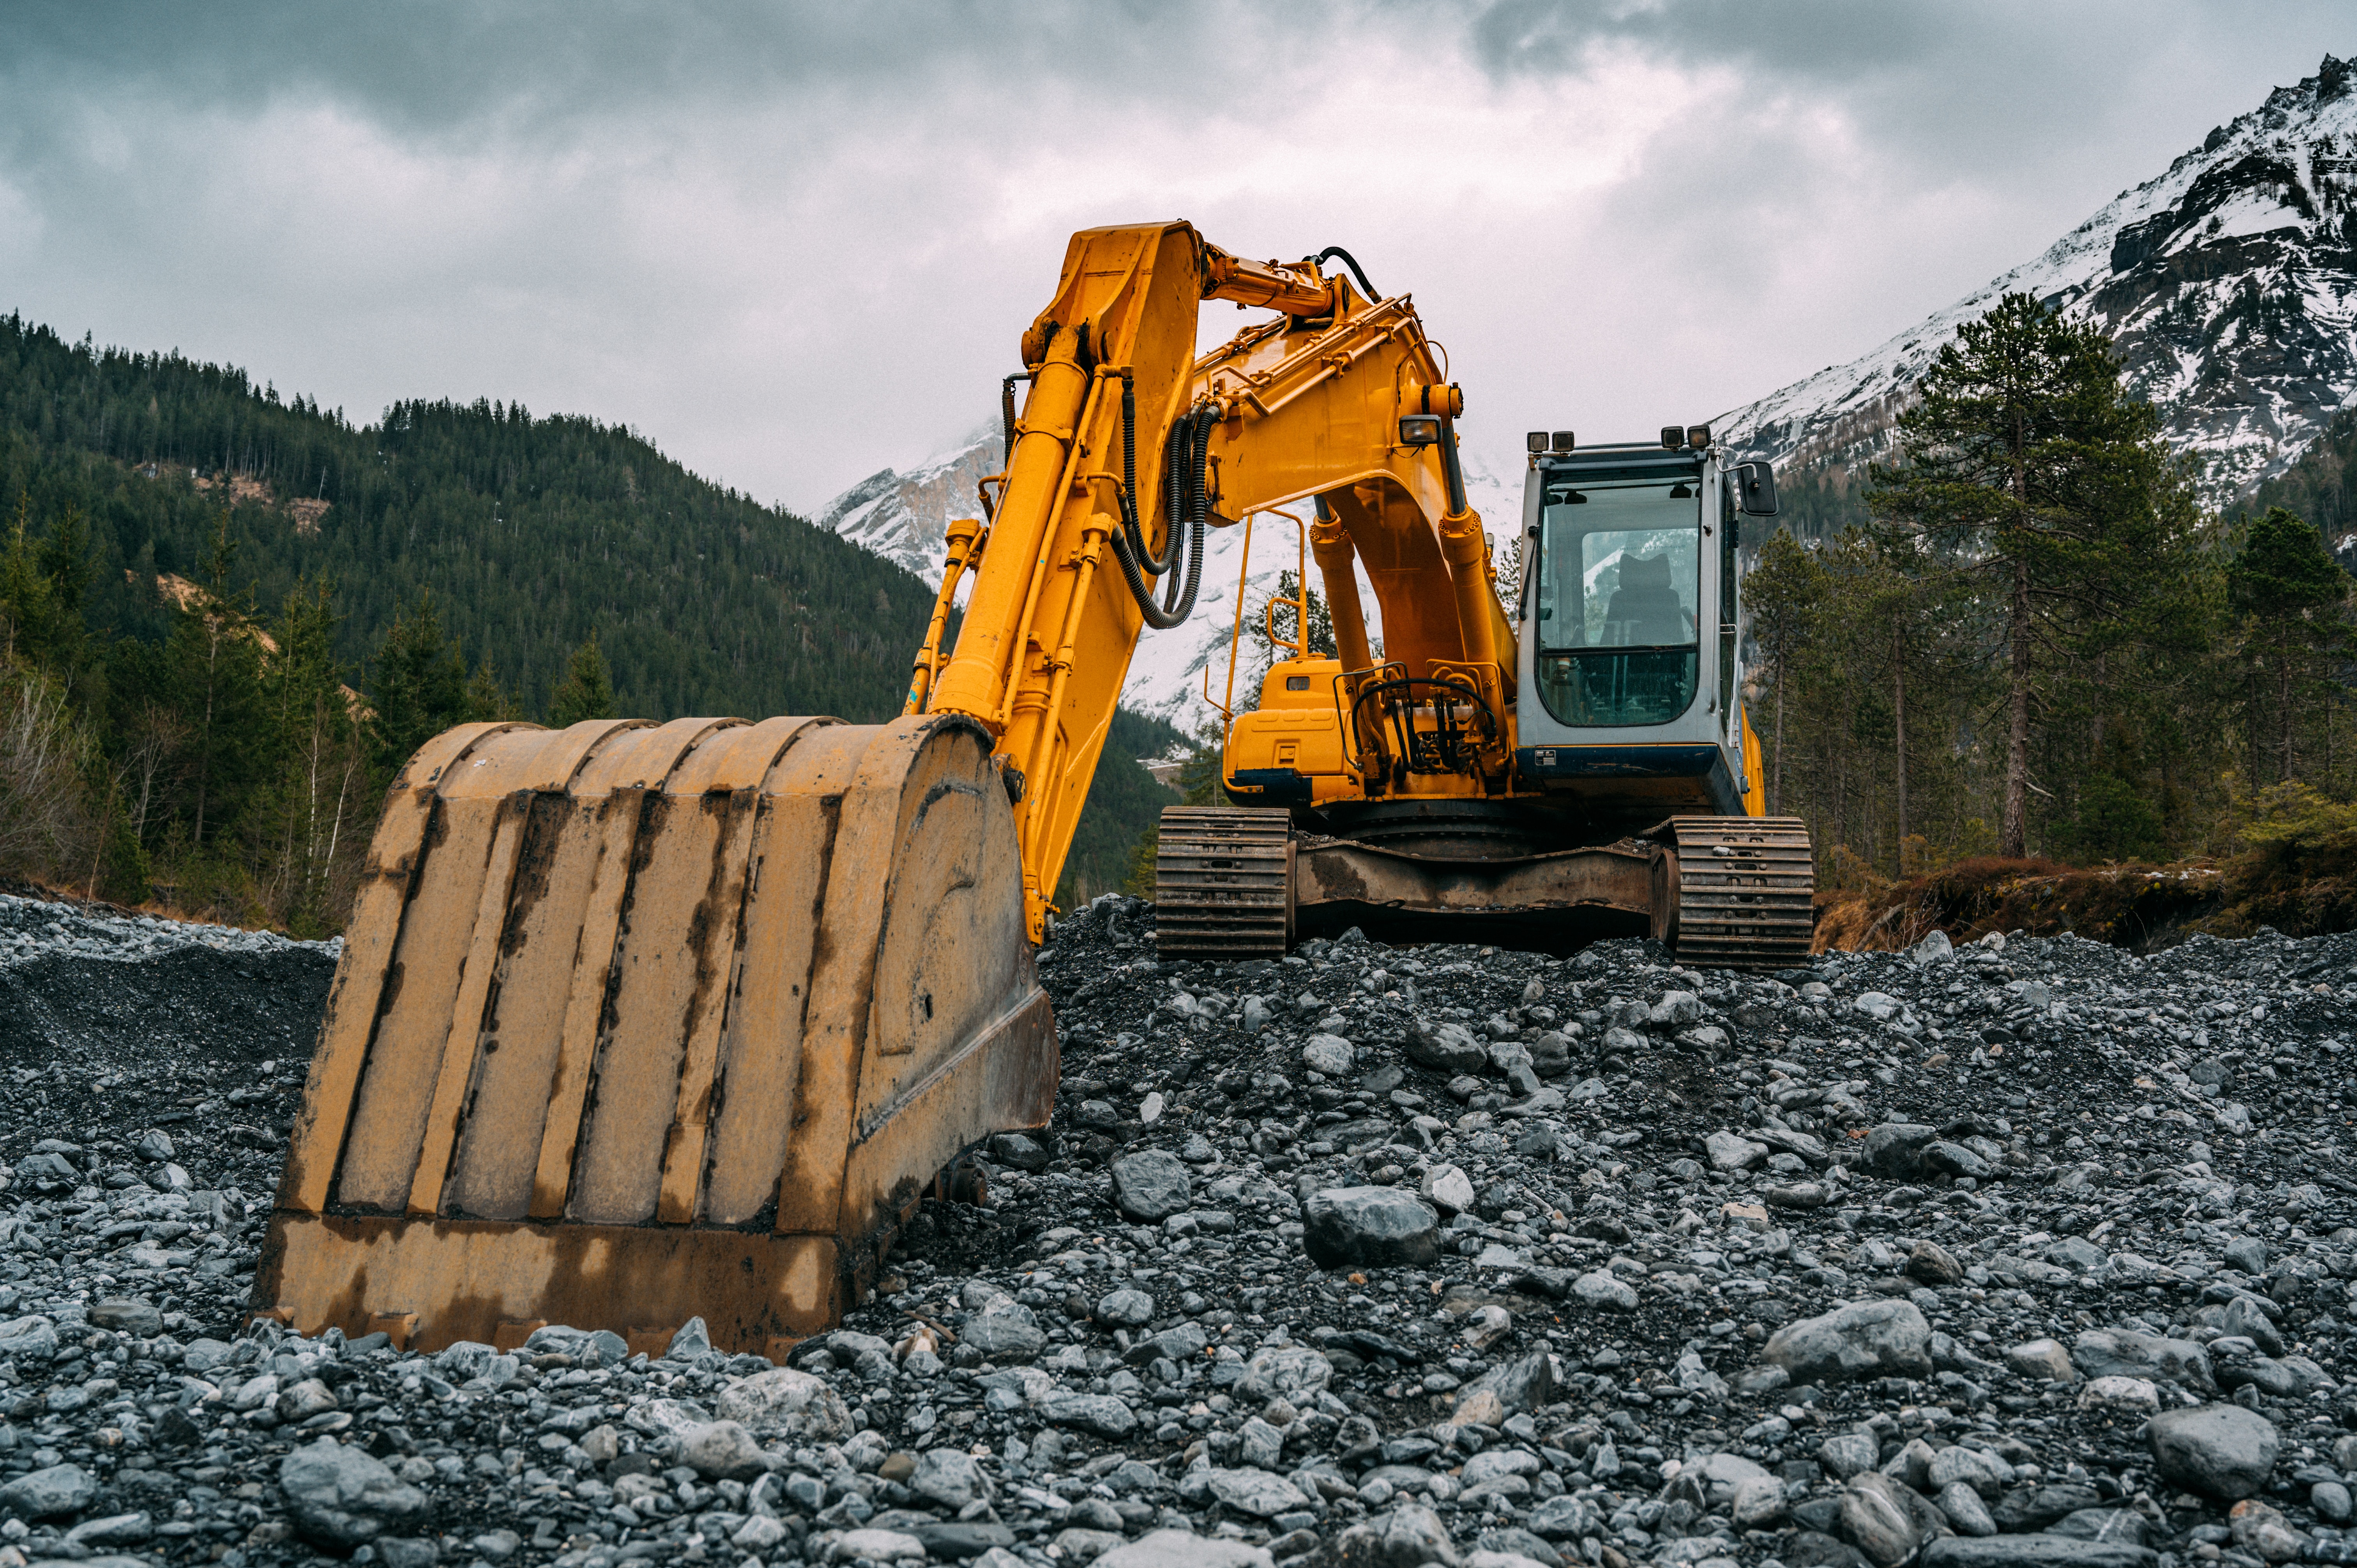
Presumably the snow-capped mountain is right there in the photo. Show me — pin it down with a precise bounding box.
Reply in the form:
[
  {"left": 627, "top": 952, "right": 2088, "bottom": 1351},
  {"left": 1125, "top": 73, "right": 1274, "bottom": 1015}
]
[
  {"left": 814, "top": 426, "right": 1517, "bottom": 727},
  {"left": 1719, "top": 54, "right": 2357, "bottom": 504}
]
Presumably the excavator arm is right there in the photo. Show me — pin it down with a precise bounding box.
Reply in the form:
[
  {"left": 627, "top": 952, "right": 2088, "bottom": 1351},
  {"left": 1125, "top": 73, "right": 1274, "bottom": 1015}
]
[
  {"left": 254, "top": 221, "right": 1506, "bottom": 1353},
  {"left": 908, "top": 222, "right": 1516, "bottom": 937}
]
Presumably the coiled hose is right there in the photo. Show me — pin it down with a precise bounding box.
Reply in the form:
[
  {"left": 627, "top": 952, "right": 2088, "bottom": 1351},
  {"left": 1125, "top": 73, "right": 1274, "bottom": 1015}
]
[{"left": 1109, "top": 381, "right": 1210, "bottom": 630}]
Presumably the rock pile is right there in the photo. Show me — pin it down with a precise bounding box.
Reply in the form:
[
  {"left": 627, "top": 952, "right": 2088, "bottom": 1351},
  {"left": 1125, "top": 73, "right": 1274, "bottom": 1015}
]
[{"left": 0, "top": 890, "right": 2349, "bottom": 1568}]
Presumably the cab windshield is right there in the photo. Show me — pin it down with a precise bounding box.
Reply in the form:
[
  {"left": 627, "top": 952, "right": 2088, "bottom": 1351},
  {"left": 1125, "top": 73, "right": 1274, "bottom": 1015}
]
[{"left": 1533, "top": 466, "right": 1701, "bottom": 727}]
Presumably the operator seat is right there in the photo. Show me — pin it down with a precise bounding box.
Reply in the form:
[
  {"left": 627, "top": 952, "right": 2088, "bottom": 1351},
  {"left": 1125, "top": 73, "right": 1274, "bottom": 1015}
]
[{"left": 1605, "top": 554, "right": 1686, "bottom": 645}]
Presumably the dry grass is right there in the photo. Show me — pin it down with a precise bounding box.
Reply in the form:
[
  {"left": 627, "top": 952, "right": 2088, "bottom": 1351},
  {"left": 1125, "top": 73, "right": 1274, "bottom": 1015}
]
[{"left": 1815, "top": 855, "right": 2225, "bottom": 954}]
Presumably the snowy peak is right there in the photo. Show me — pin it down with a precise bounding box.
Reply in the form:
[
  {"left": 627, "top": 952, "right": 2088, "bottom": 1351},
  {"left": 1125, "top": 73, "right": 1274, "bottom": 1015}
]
[
  {"left": 1721, "top": 55, "right": 2357, "bottom": 503},
  {"left": 813, "top": 428, "right": 1001, "bottom": 584}
]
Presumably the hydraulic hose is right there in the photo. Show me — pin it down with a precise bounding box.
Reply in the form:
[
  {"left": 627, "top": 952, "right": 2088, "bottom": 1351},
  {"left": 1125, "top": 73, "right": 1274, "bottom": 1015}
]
[
  {"left": 1111, "top": 397, "right": 1210, "bottom": 630},
  {"left": 1313, "top": 246, "right": 1381, "bottom": 302}
]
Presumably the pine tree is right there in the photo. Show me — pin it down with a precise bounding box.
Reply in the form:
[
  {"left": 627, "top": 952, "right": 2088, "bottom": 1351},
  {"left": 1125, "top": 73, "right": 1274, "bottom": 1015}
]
[
  {"left": 1740, "top": 530, "right": 1829, "bottom": 817},
  {"left": 547, "top": 632, "right": 616, "bottom": 727},
  {"left": 2227, "top": 506, "right": 2352, "bottom": 783},
  {"left": 1868, "top": 292, "right": 2204, "bottom": 858}
]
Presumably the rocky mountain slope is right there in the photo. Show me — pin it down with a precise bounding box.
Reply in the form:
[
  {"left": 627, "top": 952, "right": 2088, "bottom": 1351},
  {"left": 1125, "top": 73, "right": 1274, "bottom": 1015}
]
[{"left": 1721, "top": 55, "right": 2357, "bottom": 510}]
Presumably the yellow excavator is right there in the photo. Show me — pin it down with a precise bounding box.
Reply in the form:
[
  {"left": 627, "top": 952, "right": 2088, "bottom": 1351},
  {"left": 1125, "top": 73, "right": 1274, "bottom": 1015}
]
[{"left": 254, "top": 221, "right": 1811, "bottom": 1356}]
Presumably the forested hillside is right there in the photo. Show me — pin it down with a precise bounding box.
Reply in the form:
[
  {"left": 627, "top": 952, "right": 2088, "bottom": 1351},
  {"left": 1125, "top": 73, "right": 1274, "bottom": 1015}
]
[
  {"left": 0, "top": 314, "right": 934, "bottom": 720},
  {"left": 0, "top": 313, "right": 1177, "bottom": 928}
]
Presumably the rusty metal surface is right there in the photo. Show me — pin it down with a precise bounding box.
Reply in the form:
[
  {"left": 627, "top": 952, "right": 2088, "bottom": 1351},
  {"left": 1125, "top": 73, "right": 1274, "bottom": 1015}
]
[
  {"left": 256, "top": 1211, "right": 841, "bottom": 1353},
  {"left": 1295, "top": 835, "right": 1659, "bottom": 916},
  {"left": 258, "top": 711, "right": 1056, "bottom": 1348}
]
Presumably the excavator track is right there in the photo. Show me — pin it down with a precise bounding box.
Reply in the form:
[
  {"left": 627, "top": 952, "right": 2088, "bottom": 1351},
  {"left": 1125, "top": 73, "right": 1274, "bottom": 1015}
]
[
  {"left": 1657, "top": 815, "right": 1816, "bottom": 971},
  {"left": 1154, "top": 806, "right": 1293, "bottom": 957}
]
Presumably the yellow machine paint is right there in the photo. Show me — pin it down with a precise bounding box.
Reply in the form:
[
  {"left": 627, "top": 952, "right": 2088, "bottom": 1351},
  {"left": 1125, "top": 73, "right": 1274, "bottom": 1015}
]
[{"left": 257, "top": 222, "right": 1809, "bottom": 1351}]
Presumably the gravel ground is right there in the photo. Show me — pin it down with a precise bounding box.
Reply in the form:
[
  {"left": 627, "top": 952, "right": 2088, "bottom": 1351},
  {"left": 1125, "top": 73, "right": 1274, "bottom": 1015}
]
[{"left": 0, "top": 889, "right": 2350, "bottom": 1568}]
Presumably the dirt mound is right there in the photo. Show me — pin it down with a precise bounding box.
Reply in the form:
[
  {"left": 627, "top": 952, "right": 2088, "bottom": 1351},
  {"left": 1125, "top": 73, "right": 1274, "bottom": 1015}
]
[{"left": 1815, "top": 855, "right": 2224, "bottom": 953}]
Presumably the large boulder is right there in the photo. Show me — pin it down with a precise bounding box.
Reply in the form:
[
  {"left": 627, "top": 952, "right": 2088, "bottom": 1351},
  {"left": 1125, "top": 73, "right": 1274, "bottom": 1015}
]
[
  {"left": 1303, "top": 1187, "right": 1440, "bottom": 1268},
  {"left": 714, "top": 1366, "right": 855, "bottom": 1442},
  {"left": 1764, "top": 1300, "right": 1932, "bottom": 1384},
  {"left": 2147, "top": 1404, "right": 2280, "bottom": 1500},
  {"left": 0, "top": 1462, "right": 95, "bottom": 1521},
  {"left": 278, "top": 1438, "right": 431, "bottom": 1549}
]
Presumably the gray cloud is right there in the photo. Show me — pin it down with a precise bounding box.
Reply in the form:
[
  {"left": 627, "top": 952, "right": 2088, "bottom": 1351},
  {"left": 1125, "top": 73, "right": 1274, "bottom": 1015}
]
[{"left": 1, "top": 3, "right": 2347, "bottom": 514}]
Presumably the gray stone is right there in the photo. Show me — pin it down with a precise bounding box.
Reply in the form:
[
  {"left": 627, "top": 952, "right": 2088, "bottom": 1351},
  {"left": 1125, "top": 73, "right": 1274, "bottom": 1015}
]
[
  {"left": 1765, "top": 1300, "right": 1932, "bottom": 1384},
  {"left": 1406, "top": 1021, "right": 1490, "bottom": 1073},
  {"left": 2147, "top": 1404, "right": 2280, "bottom": 1500},
  {"left": 963, "top": 1297, "right": 1047, "bottom": 1361},
  {"left": 665, "top": 1316, "right": 712, "bottom": 1360},
  {"left": 1303, "top": 1187, "right": 1440, "bottom": 1268},
  {"left": 1526, "top": 1496, "right": 1602, "bottom": 1542},
  {"left": 1043, "top": 1393, "right": 1138, "bottom": 1437},
  {"left": 1937, "top": 1483, "right": 1997, "bottom": 1536},
  {"left": 2005, "top": 1338, "right": 2078, "bottom": 1384},
  {"left": 1303, "top": 1035, "right": 1356, "bottom": 1076},
  {"left": 910, "top": 1448, "right": 994, "bottom": 1508},
  {"left": 1095, "top": 1288, "right": 1155, "bottom": 1326},
  {"left": 1094, "top": 1530, "right": 1275, "bottom": 1568},
  {"left": 2223, "top": 1236, "right": 2268, "bottom": 1275},
  {"left": 278, "top": 1437, "right": 430, "bottom": 1549},
  {"left": 1571, "top": 1269, "right": 1637, "bottom": 1310},
  {"left": 2047, "top": 1237, "right": 2110, "bottom": 1274},
  {"left": 1420, "top": 1165, "right": 1476, "bottom": 1213},
  {"left": 1924, "top": 1141, "right": 1993, "bottom": 1179},
  {"left": 1707, "top": 1130, "right": 1769, "bottom": 1171},
  {"left": 2050, "top": 1512, "right": 2158, "bottom": 1549},
  {"left": 1204, "top": 1467, "right": 1309, "bottom": 1518},
  {"left": 714, "top": 1366, "right": 854, "bottom": 1441},
  {"left": 1239, "top": 1346, "right": 1334, "bottom": 1402},
  {"left": 85, "top": 1298, "right": 162, "bottom": 1337},
  {"left": 677, "top": 1419, "right": 769, "bottom": 1480},
  {"left": 989, "top": 1132, "right": 1051, "bottom": 1172},
  {"left": 1922, "top": 1539, "right": 2156, "bottom": 1568},
  {"left": 2073, "top": 1328, "right": 2213, "bottom": 1392},
  {"left": 1840, "top": 1473, "right": 1934, "bottom": 1566},
  {"left": 1992, "top": 1487, "right": 2103, "bottom": 1533},
  {"left": 1928, "top": 1446, "right": 2015, "bottom": 1496},
  {"left": 1326, "top": 1502, "right": 1460, "bottom": 1568},
  {"left": 1861, "top": 1123, "right": 1937, "bottom": 1179},
  {"left": 2308, "top": 1481, "right": 2352, "bottom": 1524},
  {"left": 1111, "top": 1150, "right": 1193, "bottom": 1222},
  {"left": 1907, "top": 1241, "right": 1964, "bottom": 1286},
  {"left": 1818, "top": 1432, "right": 1878, "bottom": 1480},
  {"left": 0, "top": 1462, "right": 96, "bottom": 1520},
  {"left": 275, "top": 1377, "right": 338, "bottom": 1421},
  {"left": 180, "top": 1337, "right": 234, "bottom": 1374},
  {"left": 376, "top": 1540, "right": 441, "bottom": 1568}
]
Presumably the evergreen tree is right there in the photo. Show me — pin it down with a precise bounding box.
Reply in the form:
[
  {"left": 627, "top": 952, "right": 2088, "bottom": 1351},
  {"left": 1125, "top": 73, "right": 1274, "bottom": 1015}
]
[
  {"left": 368, "top": 592, "right": 472, "bottom": 777},
  {"left": 2226, "top": 505, "right": 2352, "bottom": 784},
  {"left": 1868, "top": 292, "right": 2205, "bottom": 858},
  {"left": 547, "top": 632, "right": 616, "bottom": 727},
  {"left": 1742, "top": 530, "right": 1829, "bottom": 816}
]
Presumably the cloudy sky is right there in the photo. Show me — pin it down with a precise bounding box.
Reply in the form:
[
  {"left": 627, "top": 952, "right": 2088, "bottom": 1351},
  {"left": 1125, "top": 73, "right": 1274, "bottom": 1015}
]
[{"left": 3, "top": 3, "right": 2348, "bottom": 516}]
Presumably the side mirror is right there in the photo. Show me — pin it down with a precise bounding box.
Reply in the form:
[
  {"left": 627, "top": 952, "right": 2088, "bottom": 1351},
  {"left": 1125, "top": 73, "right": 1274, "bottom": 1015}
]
[
  {"left": 1733, "top": 461, "right": 1779, "bottom": 516},
  {"left": 1399, "top": 415, "right": 1442, "bottom": 447}
]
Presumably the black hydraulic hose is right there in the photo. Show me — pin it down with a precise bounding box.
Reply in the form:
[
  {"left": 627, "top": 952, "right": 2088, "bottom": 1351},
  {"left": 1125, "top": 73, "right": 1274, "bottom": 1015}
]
[
  {"left": 1313, "top": 246, "right": 1380, "bottom": 302},
  {"left": 1110, "top": 402, "right": 1209, "bottom": 630},
  {"left": 1438, "top": 413, "right": 1469, "bottom": 516}
]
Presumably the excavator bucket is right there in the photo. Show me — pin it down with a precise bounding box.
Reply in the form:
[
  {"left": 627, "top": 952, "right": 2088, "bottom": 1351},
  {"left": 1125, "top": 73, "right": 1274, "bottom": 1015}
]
[{"left": 253, "top": 712, "right": 1055, "bottom": 1357}]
